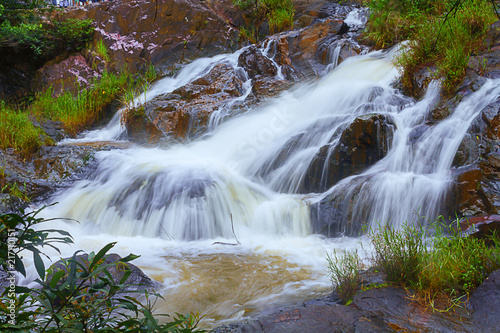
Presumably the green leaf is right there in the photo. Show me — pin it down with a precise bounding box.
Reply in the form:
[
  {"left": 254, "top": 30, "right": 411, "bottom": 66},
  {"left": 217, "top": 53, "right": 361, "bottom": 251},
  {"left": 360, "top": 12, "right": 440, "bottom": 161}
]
[
  {"left": 89, "top": 242, "right": 116, "bottom": 270},
  {"left": 14, "top": 255, "right": 26, "bottom": 277},
  {"left": 33, "top": 250, "right": 45, "bottom": 280},
  {"left": 49, "top": 270, "right": 65, "bottom": 289}
]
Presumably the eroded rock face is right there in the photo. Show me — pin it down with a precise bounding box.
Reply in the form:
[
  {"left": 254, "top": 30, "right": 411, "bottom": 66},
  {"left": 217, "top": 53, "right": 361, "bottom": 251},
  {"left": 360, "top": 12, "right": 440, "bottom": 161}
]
[
  {"left": 31, "top": 54, "right": 100, "bottom": 97},
  {"left": 59, "top": 0, "right": 239, "bottom": 74},
  {"left": 138, "top": 63, "right": 247, "bottom": 139}
]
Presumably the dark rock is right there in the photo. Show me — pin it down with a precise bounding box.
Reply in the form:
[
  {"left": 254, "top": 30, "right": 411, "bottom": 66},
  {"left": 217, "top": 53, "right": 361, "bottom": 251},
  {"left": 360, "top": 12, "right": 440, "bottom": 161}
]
[
  {"left": 453, "top": 165, "right": 494, "bottom": 216},
  {"left": 48, "top": 253, "right": 161, "bottom": 293},
  {"left": 302, "top": 114, "right": 395, "bottom": 193},
  {"left": 238, "top": 46, "right": 278, "bottom": 78},
  {"left": 460, "top": 215, "right": 500, "bottom": 242},
  {"left": 352, "top": 286, "right": 472, "bottom": 332},
  {"left": 469, "top": 269, "right": 500, "bottom": 332},
  {"left": 213, "top": 303, "right": 392, "bottom": 333}
]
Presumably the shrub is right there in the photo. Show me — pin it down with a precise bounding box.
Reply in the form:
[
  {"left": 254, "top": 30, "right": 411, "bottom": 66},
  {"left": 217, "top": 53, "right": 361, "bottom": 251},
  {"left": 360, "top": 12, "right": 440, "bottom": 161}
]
[
  {"left": 326, "top": 249, "right": 363, "bottom": 304},
  {"left": 232, "top": 0, "right": 295, "bottom": 37},
  {"left": 0, "top": 208, "right": 204, "bottom": 332},
  {"left": 365, "top": 0, "right": 496, "bottom": 94}
]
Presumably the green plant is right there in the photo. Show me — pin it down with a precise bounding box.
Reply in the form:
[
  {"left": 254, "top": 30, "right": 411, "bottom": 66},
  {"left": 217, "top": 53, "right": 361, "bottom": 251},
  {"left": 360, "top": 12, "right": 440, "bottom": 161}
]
[
  {"left": 1, "top": 182, "right": 30, "bottom": 202},
  {"left": 0, "top": 208, "right": 204, "bottom": 332},
  {"left": 31, "top": 69, "right": 130, "bottom": 135},
  {"left": 232, "top": 0, "right": 295, "bottom": 37},
  {"left": 95, "top": 38, "right": 110, "bottom": 63},
  {"left": 0, "top": 205, "right": 73, "bottom": 277},
  {"left": 326, "top": 249, "right": 363, "bottom": 304},
  {"left": 365, "top": 0, "right": 496, "bottom": 94},
  {"left": 369, "top": 221, "right": 427, "bottom": 285},
  {"left": 0, "top": 101, "right": 45, "bottom": 157}
]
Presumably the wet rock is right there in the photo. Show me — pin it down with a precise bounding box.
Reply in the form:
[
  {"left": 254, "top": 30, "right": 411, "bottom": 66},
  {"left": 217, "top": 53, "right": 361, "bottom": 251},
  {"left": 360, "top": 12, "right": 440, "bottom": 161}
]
[
  {"left": 302, "top": 114, "right": 395, "bottom": 193},
  {"left": 352, "top": 287, "right": 472, "bottom": 332},
  {"left": 123, "top": 111, "right": 166, "bottom": 145},
  {"left": 142, "top": 63, "right": 246, "bottom": 139},
  {"left": 469, "top": 269, "right": 500, "bottom": 332},
  {"left": 48, "top": 253, "right": 161, "bottom": 293},
  {"left": 460, "top": 215, "right": 500, "bottom": 242},
  {"left": 213, "top": 303, "right": 392, "bottom": 333},
  {"left": 238, "top": 46, "right": 277, "bottom": 78}
]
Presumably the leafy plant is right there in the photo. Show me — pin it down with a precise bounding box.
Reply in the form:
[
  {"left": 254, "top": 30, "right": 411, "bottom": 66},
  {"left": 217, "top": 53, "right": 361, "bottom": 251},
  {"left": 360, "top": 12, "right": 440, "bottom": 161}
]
[
  {"left": 0, "top": 205, "right": 73, "bottom": 278},
  {"left": 365, "top": 0, "right": 496, "bottom": 94},
  {"left": 326, "top": 249, "right": 363, "bottom": 304},
  {"left": 0, "top": 207, "right": 204, "bottom": 332}
]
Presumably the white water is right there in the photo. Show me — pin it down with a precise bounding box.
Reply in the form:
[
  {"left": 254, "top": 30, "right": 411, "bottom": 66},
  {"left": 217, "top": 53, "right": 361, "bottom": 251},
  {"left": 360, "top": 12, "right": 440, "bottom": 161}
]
[{"left": 32, "top": 42, "right": 500, "bottom": 327}]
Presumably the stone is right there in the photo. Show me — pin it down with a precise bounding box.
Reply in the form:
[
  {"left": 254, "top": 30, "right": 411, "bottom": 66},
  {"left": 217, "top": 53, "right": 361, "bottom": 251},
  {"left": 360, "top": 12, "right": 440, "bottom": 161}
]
[
  {"left": 238, "top": 46, "right": 278, "bottom": 78},
  {"left": 469, "top": 269, "right": 500, "bottom": 332},
  {"left": 302, "top": 114, "right": 395, "bottom": 193},
  {"left": 48, "top": 253, "right": 161, "bottom": 293},
  {"left": 31, "top": 54, "right": 100, "bottom": 97}
]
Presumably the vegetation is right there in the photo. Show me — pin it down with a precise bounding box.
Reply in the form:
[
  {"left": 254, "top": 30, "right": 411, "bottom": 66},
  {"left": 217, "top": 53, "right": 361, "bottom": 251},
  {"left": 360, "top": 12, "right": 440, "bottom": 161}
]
[
  {"left": 364, "top": 0, "right": 497, "bottom": 93},
  {"left": 31, "top": 69, "right": 130, "bottom": 135},
  {"left": 326, "top": 249, "right": 363, "bottom": 304},
  {"left": 232, "top": 0, "right": 295, "bottom": 40},
  {"left": 0, "top": 101, "right": 45, "bottom": 157},
  {"left": 328, "top": 217, "right": 500, "bottom": 310},
  {"left": 0, "top": 18, "right": 94, "bottom": 59},
  {"left": 0, "top": 207, "right": 204, "bottom": 332}
]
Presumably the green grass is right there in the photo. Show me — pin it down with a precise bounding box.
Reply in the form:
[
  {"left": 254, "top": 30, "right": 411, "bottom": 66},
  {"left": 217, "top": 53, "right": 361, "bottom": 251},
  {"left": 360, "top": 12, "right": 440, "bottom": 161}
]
[
  {"left": 31, "top": 70, "right": 130, "bottom": 135},
  {"left": 365, "top": 0, "right": 496, "bottom": 94},
  {"left": 326, "top": 249, "right": 363, "bottom": 304},
  {"left": 0, "top": 101, "right": 45, "bottom": 157}
]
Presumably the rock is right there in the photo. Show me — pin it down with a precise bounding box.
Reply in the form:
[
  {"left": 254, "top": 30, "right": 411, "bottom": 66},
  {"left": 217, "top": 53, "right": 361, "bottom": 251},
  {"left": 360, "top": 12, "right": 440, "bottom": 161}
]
[
  {"left": 31, "top": 54, "right": 100, "bottom": 97},
  {"left": 123, "top": 110, "right": 166, "bottom": 145},
  {"left": 142, "top": 63, "right": 246, "bottom": 139},
  {"left": 460, "top": 215, "right": 500, "bottom": 241},
  {"left": 48, "top": 253, "right": 161, "bottom": 293},
  {"left": 59, "top": 0, "right": 239, "bottom": 75},
  {"left": 238, "top": 46, "right": 278, "bottom": 78},
  {"left": 352, "top": 286, "right": 472, "bottom": 332},
  {"left": 302, "top": 114, "right": 395, "bottom": 193},
  {"left": 469, "top": 269, "right": 500, "bottom": 332},
  {"left": 213, "top": 303, "right": 392, "bottom": 333},
  {"left": 453, "top": 165, "right": 493, "bottom": 216}
]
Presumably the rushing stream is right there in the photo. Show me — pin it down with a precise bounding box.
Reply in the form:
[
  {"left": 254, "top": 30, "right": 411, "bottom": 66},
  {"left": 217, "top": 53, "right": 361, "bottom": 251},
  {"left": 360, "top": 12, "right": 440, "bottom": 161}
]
[{"left": 31, "top": 40, "right": 500, "bottom": 328}]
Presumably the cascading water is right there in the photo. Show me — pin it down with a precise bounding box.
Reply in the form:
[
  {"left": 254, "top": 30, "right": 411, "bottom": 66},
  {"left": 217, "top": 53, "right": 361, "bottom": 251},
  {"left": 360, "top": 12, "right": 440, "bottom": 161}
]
[{"left": 34, "top": 41, "right": 500, "bottom": 328}]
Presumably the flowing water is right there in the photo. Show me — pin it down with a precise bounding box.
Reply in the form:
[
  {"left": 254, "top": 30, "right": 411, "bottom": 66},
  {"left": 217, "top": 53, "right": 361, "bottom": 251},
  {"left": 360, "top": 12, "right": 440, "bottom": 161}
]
[{"left": 31, "top": 40, "right": 500, "bottom": 328}]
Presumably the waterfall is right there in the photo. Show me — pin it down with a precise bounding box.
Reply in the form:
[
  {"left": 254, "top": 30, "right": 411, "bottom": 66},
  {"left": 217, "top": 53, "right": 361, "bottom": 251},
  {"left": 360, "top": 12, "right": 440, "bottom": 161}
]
[{"left": 37, "top": 41, "right": 500, "bottom": 327}]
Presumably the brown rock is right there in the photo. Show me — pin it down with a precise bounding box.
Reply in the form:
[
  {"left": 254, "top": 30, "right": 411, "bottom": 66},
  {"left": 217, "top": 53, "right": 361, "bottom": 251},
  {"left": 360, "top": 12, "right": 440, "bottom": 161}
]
[
  {"left": 31, "top": 54, "right": 100, "bottom": 97},
  {"left": 238, "top": 46, "right": 278, "bottom": 78}
]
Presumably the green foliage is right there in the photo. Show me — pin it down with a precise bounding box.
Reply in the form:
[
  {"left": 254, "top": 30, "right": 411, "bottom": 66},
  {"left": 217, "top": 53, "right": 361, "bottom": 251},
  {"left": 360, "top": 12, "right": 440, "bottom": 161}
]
[
  {"left": 120, "top": 64, "right": 157, "bottom": 125},
  {"left": 365, "top": 0, "right": 496, "bottom": 94},
  {"left": 0, "top": 205, "right": 73, "bottom": 278},
  {"left": 0, "top": 0, "right": 46, "bottom": 10},
  {"left": 1, "top": 181, "right": 30, "bottom": 202},
  {"left": 0, "top": 101, "right": 44, "bottom": 157},
  {"left": 95, "top": 38, "right": 110, "bottom": 63},
  {"left": 0, "top": 208, "right": 204, "bottom": 332},
  {"left": 31, "top": 69, "right": 130, "bottom": 135},
  {"left": 361, "top": 218, "right": 500, "bottom": 310},
  {"left": 232, "top": 0, "right": 295, "bottom": 38},
  {"left": 0, "top": 17, "right": 94, "bottom": 59},
  {"left": 326, "top": 249, "right": 363, "bottom": 304},
  {"left": 369, "top": 222, "right": 427, "bottom": 285}
]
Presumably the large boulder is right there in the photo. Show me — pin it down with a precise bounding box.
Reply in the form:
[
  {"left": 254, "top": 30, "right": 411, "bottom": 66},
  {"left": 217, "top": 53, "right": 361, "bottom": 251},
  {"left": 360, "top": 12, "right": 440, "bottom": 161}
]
[
  {"left": 469, "top": 269, "right": 500, "bottom": 332},
  {"left": 302, "top": 114, "right": 395, "bottom": 193},
  {"left": 48, "top": 253, "right": 161, "bottom": 293},
  {"left": 59, "top": 0, "right": 240, "bottom": 74}
]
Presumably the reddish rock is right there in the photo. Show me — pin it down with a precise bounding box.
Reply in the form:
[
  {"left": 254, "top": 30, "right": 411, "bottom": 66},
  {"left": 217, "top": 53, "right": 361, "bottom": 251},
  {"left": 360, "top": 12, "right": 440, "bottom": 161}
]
[
  {"left": 59, "top": 0, "right": 240, "bottom": 74},
  {"left": 142, "top": 63, "right": 245, "bottom": 139},
  {"left": 31, "top": 54, "right": 100, "bottom": 97},
  {"left": 238, "top": 46, "right": 278, "bottom": 78}
]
